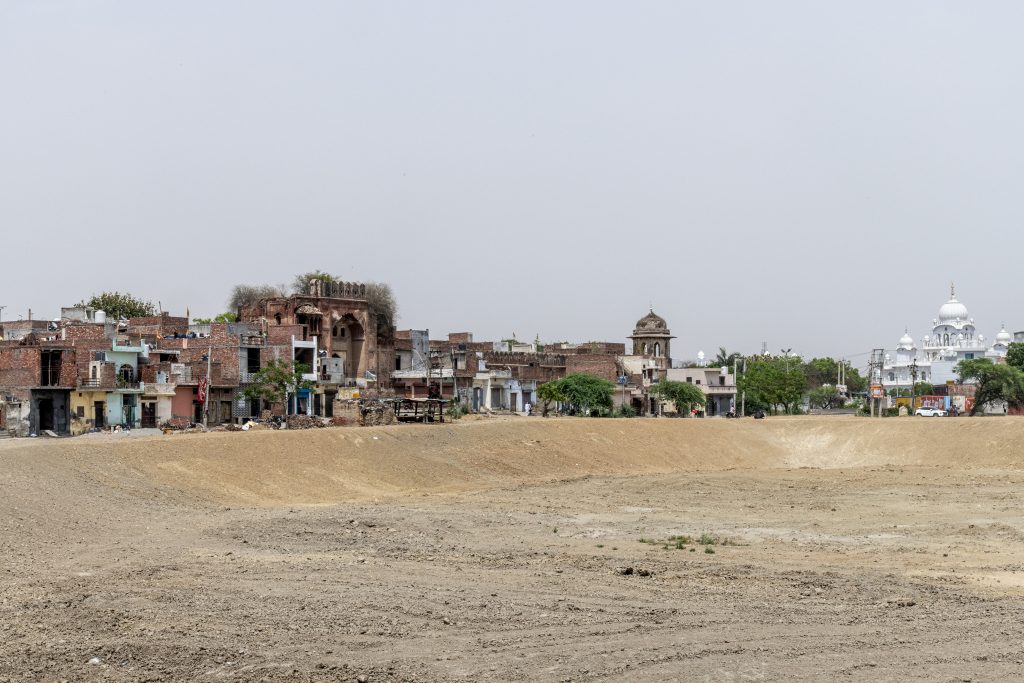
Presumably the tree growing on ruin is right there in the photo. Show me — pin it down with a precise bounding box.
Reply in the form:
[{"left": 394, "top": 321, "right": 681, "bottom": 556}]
[
  {"left": 289, "top": 271, "right": 399, "bottom": 337},
  {"left": 192, "top": 312, "right": 239, "bottom": 324},
  {"left": 239, "top": 358, "right": 314, "bottom": 409},
  {"left": 80, "top": 291, "right": 156, "bottom": 319},
  {"left": 651, "top": 379, "right": 707, "bottom": 415},
  {"left": 228, "top": 284, "right": 286, "bottom": 312},
  {"left": 291, "top": 270, "right": 339, "bottom": 294},
  {"left": 364, "top": 281, "right": 399, "bottom": 336}
]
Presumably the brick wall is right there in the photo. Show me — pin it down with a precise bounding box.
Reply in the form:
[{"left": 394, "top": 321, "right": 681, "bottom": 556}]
[
  {"left": 566, "top": 354, "right": 619, "bottom": 382},
  {"left": 127, "top": 314, "right": 189, "bottom": 339}
]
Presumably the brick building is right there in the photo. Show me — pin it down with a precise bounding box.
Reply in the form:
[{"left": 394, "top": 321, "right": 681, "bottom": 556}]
[{"left": 239, "top": 280, "right": 396, "bottom": 409}]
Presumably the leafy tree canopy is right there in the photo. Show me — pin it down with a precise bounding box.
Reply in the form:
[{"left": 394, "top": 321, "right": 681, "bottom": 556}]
[
  {"left": 537, "top": 381, "right": 567, "bottom": 417},
  {"left": 228, "top": 284, "right": 286, "bottom": 312},
  {"left": 1006, "top": 342, "right": 1024, "bottom": 372},
  {"left": 651, "top": 380, "right": 706, "bottom": 414},
  {"left": 292, "top": 270, "right": 340, "bottom": 294},
  {"left": 239, "top": 358, "right": 313, "bottom": 407},
  {"left": 804, "top": 357, "right": 866, "bottom": 394},
  {"left": 913, "top": 381, "right": 936, "bottom": 396},
  {"left": 737, "top": 354, "right": 807, "bottom": 415},
  {"left": 808, "top": 385, "right": 844, "bottom": 410},
  {"left": 713, "top": 347, "right": 741, "bottom": 370},
  {"left": 80, "top": 291, "right": 156, "bottom": 320},
  {"left": 543, "top": 373, "right": 615, "bottom": 415},
  {"left": 955, "top": 358, "right": 1024, "bottom": 415},
  {"left": 193, "top": 312, "right": 239, "bottom": 324}
]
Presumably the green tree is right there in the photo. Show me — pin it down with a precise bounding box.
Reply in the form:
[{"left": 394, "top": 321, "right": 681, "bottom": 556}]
[
  {"left": 550, "top": 373, "right": 615, "bottom": 415},
  {"left": 913, "top": 381, "right": 935, "bottom": 396},
  {"left": 738, "top": 355, "right": 807, "bottom": 415},
  {"left": 80, "top": 291, "right": 156, "bottom": 319},
  {"left": 228, "top": 284, "right": 286, "bottom": 311},
  {"left": 239, "top": 359, "right": 314, "bottom": 410},
  {"left": 956, "top": 357, "right": 1024, "bottom": 415},
  {"left": 650, "top": 380, "right": 706, "bottom": 415},
  {"left": 808, "top": 385, "right": 843, "bottom": 410},
  {"left": 537, "top": 381, "right": 567, "bottom": 417},
  {"left": 1006, "top": 342, "right": 1024, "bottom": 372},
  {"left": 804, "top": 357, "right": 867, "bottom": 394},
  {"left": 364, "top": 282, "right": 399, "bottom": 338},
  {"left": 713, "top": 347, "right": 741, "bottom": 369},
  {"left": 292, "top": 270, "right": 340, "bottom": 294},
  {"left": 193, "top": 312, "right": 240, "bottom": 324}
]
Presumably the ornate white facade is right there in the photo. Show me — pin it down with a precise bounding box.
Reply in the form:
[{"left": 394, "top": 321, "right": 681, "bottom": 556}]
[{"left": 883, "top": 285, "right": 1011, "bottom": 391}]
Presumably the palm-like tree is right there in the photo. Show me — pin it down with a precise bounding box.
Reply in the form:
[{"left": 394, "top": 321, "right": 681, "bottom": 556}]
[{"left": 714, "top": 347, "right": 741, "bottom": 368}]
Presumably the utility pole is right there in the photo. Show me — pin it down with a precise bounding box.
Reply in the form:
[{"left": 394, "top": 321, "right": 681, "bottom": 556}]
[{"left": 202, "top": 345, "right": 212, "bottom": 425}]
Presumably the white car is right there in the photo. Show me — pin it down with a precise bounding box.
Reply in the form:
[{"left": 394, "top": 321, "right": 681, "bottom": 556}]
[{"left": 915, "top": 407, "right": 947, "bottom": 417}]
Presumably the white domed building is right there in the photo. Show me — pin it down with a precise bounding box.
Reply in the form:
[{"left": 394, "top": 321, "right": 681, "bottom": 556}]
[{"left": 882, "top": 285, "right": 1011, "bottom": 393}]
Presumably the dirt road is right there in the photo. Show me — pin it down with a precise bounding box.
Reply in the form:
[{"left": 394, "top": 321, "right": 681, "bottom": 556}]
[{"left": 3, "top": 417, "right": 1024, "bottom": 681}]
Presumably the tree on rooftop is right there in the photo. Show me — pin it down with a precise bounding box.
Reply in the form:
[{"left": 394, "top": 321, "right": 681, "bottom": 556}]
[
  {"left": 193, "top": 312, "right": 239, "bottom": 324},
  {"left": 228, "top": 284, "right": 286, "bottom": 312},
  {"left": 292, "top": 270, "right": 340, "bottom": 295},
  {"left": 365, "top": 281, "right": 399, "bottom": 339},
  {"left": 79, "top": 291, "right": 156, "bottom": 320}
]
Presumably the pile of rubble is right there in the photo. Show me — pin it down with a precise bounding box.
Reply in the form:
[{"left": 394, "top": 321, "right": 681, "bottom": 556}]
[
  {"left": 285, "top": 415, "right": 328, "bottom": 430},
  {"left": 359, "top": 401, "right": 397, "bottom": 427}
]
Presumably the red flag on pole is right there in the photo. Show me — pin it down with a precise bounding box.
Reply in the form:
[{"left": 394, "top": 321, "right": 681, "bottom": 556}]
[{"left": 198, "top": 377, "right": 208, "bottom": 404}]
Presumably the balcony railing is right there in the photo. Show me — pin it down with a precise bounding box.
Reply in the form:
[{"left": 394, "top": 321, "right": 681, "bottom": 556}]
[{"left": 79, "top": 378, "right": 104, "bottom": 389}]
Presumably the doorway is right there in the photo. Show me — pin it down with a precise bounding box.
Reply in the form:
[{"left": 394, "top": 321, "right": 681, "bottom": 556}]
[
  {"left": 94, "top": 401, "right": 105, "bottom": 428},
  {"left": 37, "top": 398, "right": 54, "bottom": 431},
  {"left": 141, "top": 402, "right": 157, "bottom": 428}
]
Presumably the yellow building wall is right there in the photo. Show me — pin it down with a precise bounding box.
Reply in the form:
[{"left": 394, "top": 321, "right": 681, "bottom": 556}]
[{"left": 70, "top": 390, "right": 108, "bottom": 435}]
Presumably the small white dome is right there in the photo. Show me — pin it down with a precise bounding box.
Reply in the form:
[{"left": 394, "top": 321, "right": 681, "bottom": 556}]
[
  {"left": 897, "top": 331, "right": 915, "bottom": 349},
  {"left": 996, "top": 328, "right": 1012, "bottom": 344}
]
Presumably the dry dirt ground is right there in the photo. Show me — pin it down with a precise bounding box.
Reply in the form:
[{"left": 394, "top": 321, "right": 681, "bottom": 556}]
[{"left": 4, "top": 416, "right": 1024, "bottom": 682}]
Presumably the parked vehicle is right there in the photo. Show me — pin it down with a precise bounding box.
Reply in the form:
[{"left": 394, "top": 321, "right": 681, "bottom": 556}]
[
  {"left": 753, "top": 410, "right": 766, "bottom": 419},
  {"left": 915, "top": 407, "right": 947, "bottom": 417}
]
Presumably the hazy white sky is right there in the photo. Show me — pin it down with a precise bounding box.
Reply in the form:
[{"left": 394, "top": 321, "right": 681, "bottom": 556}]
[{"left": 2, "top": 1, "right": 1022, "bottom": 365}]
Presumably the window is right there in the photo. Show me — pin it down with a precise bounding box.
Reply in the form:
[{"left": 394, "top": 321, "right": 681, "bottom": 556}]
[
  {"left": 40, "top": 350, "right": 62, "bottom": 386},
  {"left": 246, "top": 348, "right": 261, "bottom": 374},
  {"left": 719, "top": 376, "right": 725, "bottom": 386},
  {"left": 686, "top": 376, "right": 692, "bottom": 383},
  {"left": 695, "top": 379, "right": 701, "bottom": 385}
]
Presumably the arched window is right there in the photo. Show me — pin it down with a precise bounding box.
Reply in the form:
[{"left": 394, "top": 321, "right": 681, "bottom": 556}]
[
  {"left": 943, "top": 333, "right": 949, "bottom": 346},
  {"left": 654, "top": 342, "right": 661, "bottom": 357},
  {"left": 275, "top": 313, "right": 282, "bottom": 325},
  {"left": 119, "top": 364, "right": 134, "bottom": 384},
  {"left": 641, "top": 342, "right": 648, "bottom": 354}
]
